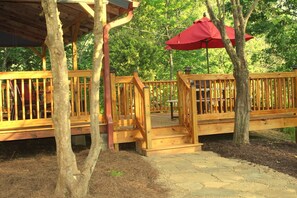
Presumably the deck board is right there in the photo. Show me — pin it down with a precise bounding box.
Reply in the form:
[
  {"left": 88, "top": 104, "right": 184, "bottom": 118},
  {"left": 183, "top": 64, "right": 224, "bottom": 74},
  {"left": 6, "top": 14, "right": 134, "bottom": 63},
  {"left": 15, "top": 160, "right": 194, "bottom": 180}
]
[{"left": 151, "top": 113, "right": 179, "bottom": 128}]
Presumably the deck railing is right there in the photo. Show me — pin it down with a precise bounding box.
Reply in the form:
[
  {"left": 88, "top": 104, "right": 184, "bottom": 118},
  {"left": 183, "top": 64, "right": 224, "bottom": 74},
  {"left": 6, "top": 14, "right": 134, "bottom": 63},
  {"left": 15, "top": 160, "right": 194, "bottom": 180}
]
[
  {"left": 144, "top": 80, "right": 178, "bottom": 113},
  {"left": 112, "top": 72, "right": 152, "bottom": 148},
  {"left": 111, "top": 74, "right": 135, "bottom": 129},
  {"left": 179, "top": 72, "right": 297, "bottom": 121},
  {"left": 177, "top": 72, "right": 198, "bottom": 143},
  {"left": 0, "top": 70, "right": 102, "bottom": 130}
]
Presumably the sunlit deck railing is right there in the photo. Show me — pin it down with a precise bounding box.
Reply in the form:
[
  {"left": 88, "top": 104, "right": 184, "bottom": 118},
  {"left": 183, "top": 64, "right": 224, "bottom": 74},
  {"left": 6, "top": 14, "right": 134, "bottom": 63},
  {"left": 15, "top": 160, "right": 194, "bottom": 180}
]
[
  {"left": 144, "top": 80, "right": 178, "bottom": 113},
  {"left": 178, "top": 72, "right": 297, "bottom": 121},
  {"left": 0, "top": 70, "right": 102, "bottom": 130},
  {"left": 112, "top": 72, "right": 151, "bottom": 148}
]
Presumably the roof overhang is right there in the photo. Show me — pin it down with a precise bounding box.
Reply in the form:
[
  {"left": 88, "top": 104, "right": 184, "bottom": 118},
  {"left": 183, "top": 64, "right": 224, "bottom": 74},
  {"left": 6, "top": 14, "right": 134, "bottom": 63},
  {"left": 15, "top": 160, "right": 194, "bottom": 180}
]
[{"left": 0, "top": 0, "right": 135, "bottom": 47}]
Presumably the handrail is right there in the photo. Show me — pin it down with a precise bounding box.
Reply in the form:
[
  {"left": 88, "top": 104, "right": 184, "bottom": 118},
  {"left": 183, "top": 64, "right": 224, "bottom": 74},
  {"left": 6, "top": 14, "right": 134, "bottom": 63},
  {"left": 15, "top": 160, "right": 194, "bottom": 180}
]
[
  {"left": 177, "top": 72, "right": 197, "bottom": 143},
  {"left": 133, "top": 72, "right": 152, "bottom": 149},
  {"left": 112, "top": 72, "right": 152, "bottom": 149}
]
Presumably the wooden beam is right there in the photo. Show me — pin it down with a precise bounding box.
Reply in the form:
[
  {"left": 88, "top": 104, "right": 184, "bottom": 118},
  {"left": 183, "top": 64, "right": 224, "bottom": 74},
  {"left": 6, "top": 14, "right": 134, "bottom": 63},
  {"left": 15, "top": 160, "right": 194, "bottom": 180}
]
[
  {"left": 78, "top": 2, "right": 94, "bottom": 18},
  {"left": 2, "top": 0, "right": 96, "bottom": 4},
  {"left": 29, "top": 47, "right": 42, "bottom": 58}
]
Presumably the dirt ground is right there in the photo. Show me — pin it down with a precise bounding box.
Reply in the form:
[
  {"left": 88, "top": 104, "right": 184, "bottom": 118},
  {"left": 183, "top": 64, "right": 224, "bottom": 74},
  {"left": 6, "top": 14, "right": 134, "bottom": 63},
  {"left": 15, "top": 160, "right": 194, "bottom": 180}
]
[{"left": 0, "top": 130, "right": 296, "bottom": 197}]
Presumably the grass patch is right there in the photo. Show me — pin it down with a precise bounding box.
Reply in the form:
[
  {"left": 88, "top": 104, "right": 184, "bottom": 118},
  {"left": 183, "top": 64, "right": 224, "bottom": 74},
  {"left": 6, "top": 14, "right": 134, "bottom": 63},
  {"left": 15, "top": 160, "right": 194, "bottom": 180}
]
[
  {"left": 110, "top": 170, "right": 124, "bottom": 177},
  {"left": 281, "top": 127, "right": 296, "bottom": 142}
]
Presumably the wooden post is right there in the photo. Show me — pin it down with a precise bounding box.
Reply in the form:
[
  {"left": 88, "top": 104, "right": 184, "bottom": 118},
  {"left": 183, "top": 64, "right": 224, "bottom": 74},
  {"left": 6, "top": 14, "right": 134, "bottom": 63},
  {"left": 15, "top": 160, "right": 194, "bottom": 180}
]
[
  {"left": 177, "top": 71, "right": 183, "bottom": 125},
  {"left": 293, "top": 66, "right": 297, "bottom": 143},
  {"left": 144, "top": 87, "right": 152, "bottom": 149},
  {"left": 110, "top": 72, "right": 118, "bottom": 129},
  {"left": 42, "top": 45, "right": 47, "bottom": 71},
  {"left": 190, "top": 84, "right": 198, "bottom": 144}
]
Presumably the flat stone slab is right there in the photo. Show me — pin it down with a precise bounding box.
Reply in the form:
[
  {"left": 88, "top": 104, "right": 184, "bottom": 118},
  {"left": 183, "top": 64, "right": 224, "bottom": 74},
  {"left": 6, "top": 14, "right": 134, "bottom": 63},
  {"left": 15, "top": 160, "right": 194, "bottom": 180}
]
[{"left": 145, "top": 151, "right": 297, "bottom": 198}]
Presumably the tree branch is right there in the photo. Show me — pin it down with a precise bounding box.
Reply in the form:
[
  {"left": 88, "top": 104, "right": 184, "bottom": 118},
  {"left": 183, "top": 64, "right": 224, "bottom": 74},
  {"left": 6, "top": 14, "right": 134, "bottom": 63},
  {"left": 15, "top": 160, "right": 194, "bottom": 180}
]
[{"left": 244, "top": 0, "right": 260, "bottom": 26}]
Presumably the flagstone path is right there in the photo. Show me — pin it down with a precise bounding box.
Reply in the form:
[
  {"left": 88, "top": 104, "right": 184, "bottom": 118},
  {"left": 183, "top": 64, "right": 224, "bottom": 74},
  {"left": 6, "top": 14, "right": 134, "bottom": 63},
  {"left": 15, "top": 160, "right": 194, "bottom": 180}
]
[{"left": 145, "top": 152, "right": 297, "bottom": 198}]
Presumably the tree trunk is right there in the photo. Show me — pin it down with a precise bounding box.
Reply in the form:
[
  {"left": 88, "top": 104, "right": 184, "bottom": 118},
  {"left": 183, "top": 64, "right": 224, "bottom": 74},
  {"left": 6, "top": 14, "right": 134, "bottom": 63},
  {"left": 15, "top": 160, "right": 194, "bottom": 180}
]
[
  {"left": 205, "top": 0, "right": 258, "bottom": 145},
  {"left": 41, "top": 0, "right": 104, "bottom": 197},
  {"left": 233, "top": 60, "right": 250, "bottom": 144}
]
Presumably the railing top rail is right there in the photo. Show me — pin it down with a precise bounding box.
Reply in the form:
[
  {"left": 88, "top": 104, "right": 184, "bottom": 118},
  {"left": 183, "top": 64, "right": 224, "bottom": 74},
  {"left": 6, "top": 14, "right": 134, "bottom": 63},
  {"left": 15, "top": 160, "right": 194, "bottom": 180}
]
[
  {"left": 180, "top": 72, "right": 296, "bottom": 81},
  {"left": 133, "top": 72, "right": 145, "bottom": 97},
  {"left": 144, "top": 80, "right": 177, "bottom": 83},
  {"left": 250, "top": 72, "right": 295, "bottom": 79},
  {"left": 0, "top": 70, "right": 93, "bottom": 80},
  {"left": 115, "top": 76, "right": 133, "bottom": 84}
]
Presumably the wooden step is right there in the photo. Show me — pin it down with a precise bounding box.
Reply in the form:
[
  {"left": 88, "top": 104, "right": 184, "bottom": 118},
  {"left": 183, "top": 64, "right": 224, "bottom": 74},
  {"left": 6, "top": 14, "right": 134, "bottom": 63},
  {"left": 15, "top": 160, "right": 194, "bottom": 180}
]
[
  {"left": 113, "top": 129, "right": 142, "bottom": 144},
  {"left": 151, "top": 134, "right": 191, "bottom": 147},
  {"left": 143, "top": 143, "right": 203, "bottom": 156}
]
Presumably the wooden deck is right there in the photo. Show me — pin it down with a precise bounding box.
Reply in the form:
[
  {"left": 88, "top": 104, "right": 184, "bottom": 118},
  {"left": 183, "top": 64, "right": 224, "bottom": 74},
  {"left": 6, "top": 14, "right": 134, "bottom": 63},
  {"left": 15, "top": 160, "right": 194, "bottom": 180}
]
[
  {"left": 1, "top": 71, "right": 297, "bottom": 156},
  {"left": 151, "top": 113, "right": 179, "bottom": 128}
]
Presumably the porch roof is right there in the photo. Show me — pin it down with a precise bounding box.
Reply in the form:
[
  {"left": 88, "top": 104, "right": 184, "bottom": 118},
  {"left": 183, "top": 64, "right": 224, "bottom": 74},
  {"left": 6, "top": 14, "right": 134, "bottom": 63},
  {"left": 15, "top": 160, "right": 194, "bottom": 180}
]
[{"left": 0, "top": 0, "right": 133, "bottom": 47}]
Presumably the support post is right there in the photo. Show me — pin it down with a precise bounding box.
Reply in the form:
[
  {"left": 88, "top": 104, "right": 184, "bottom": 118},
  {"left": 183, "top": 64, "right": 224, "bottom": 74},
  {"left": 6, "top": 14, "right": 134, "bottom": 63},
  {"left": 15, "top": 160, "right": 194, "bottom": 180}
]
[
  {"left": 177, "top": 71, "right": 183, "bottom": 125},
  {"left": 144, "top": 87, "right": 152, "bottom": 149},
  {"left": 190, "top": 84, "right": 198, "bottom": 144},
  {"left": 42, "top": 45, "right": 47, "bottom": 71},
  {"left": 293, "top": 65, "right": 297, "bottom": 143}
]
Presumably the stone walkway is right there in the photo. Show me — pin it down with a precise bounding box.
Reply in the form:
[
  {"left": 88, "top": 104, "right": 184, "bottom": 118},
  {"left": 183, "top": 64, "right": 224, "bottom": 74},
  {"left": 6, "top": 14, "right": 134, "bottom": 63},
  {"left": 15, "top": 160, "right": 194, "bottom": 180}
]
[{"left": 145, "top": 152, "right": 297, "bottom": 198}]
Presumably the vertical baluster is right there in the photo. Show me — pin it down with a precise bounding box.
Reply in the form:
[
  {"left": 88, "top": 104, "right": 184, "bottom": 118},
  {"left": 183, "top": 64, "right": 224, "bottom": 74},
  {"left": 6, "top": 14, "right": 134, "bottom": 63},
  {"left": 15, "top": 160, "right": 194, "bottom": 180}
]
[
  {"left": 13, "top": 80, "right": 18, "bottom": 120},
  {"left": 70, "top": 78, "right": 75, "bottom": 116},
  {"left": 83, "top": 77, "right": 87, "bottom": 115},
  {"left": 28, "top": 78, "right": 33, "bottom": 119},
  {"left": 6, "top": 80, "right": 11, "bottom": 121},
  {"left": 0, "top": 80, "right": 2, "bottom": 121},
  {"left": 35, "top": 79, "right": 40, "bottom": 119},
  {"left": 265, "top": 78, "right": 269, "bottom": 110},
  {"left": 50, "top": 79, "right": 54, "bottom": 116}
]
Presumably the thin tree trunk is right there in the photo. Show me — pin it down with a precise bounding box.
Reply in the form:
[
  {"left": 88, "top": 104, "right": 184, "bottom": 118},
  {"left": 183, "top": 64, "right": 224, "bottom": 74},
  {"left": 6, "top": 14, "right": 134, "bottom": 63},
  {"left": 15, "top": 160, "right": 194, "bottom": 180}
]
[
  {"left": 42, "top": 0, "right": 104, "bottom": 197},
  {"left": 41, "top": 1, "right": 79, "bottom": 197},
  {"left": 205, "top": 0, "right": 256, "bottom": 145}
]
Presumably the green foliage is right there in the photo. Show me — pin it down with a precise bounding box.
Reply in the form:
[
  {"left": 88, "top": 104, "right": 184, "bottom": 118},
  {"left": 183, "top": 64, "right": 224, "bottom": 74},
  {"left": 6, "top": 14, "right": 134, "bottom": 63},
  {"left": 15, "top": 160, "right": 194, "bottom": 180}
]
[
  {"left": 0, "top": 47, "right": 42, "bottom": 71},
  {"left": 1, "top": 0, "right": 295, "bottom": 77},
  {"left": 248, "top": 0, "right": 297, "bottom": 71},
  {"left": 281, "top": 127, "right": 296, "bottom": 142}
]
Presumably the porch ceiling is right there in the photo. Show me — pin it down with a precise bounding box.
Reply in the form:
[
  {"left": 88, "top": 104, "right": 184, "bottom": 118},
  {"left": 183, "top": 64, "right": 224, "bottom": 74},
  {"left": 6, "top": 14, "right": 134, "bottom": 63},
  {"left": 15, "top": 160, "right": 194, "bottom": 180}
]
[{"left": 0, "top": 0, "right": 132, "bottom": 47}]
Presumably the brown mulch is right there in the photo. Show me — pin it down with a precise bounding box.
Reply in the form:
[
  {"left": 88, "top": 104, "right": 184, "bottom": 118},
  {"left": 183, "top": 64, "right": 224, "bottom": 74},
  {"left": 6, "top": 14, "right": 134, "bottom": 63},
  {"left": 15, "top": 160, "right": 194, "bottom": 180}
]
[
  {"left": 0, "top": 130, "right": 296, "bottom": 197},
  {"left": 201, "top": 131, "right": 297, "bottom": 179},
  {"left": 0, "top": 139, "right": 168, "bottom": 198}
]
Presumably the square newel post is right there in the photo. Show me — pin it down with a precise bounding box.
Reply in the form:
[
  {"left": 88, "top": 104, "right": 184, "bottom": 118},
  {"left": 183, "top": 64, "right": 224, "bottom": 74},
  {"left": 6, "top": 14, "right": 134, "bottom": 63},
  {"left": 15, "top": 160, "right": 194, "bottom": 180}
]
[
  {"left": 177, "top": 71, "right": 184, "bottom": 125},
  {"left": 143, "top": 87, "right": 152, "bottom": 149},
  {"left": 292, "top": 65, "right": 297, "bottom": 143},
  {"left": 190, "top": 83, "right": 198, "bottom": 144}
]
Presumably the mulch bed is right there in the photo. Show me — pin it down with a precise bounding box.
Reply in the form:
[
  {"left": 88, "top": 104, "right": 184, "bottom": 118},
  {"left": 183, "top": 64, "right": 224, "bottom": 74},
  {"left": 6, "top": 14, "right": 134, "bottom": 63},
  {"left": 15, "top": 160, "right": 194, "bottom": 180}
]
[
  {"left": 201, "top": 132, "right": 297, "bottom": 179},
  {"left": 0, "top": 130, "right": 296, "bottom": 197},
  {"left": 0, "top": 139, "right": 168, "bottom": 198}
]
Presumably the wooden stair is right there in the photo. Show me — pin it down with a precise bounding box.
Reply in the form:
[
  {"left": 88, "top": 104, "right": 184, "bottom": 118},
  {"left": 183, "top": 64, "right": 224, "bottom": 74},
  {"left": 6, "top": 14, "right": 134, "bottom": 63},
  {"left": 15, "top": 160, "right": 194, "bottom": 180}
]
[{"left": 136, "top": 126, "right": 202, "bottom": 156}]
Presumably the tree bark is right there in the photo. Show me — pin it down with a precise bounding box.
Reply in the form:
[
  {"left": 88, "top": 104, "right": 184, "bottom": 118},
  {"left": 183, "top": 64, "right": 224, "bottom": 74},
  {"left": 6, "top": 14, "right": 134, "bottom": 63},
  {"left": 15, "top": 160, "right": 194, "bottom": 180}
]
[{"left": 41, "top": 0, "right": 104, "bottom": 197}]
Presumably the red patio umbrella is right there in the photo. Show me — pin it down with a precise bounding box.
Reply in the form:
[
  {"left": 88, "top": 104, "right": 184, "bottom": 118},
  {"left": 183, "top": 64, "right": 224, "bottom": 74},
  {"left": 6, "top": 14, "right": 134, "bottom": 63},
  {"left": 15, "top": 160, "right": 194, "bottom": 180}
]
[{"left": 166, "top": 16, "right": 253, "bottom": 73}]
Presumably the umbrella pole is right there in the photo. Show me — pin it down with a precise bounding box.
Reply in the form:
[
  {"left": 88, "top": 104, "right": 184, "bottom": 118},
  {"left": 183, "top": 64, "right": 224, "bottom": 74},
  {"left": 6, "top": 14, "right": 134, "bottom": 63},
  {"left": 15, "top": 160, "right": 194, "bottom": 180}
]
[{"left": 206, "top": 42, "right": 210, "bottom": 74}]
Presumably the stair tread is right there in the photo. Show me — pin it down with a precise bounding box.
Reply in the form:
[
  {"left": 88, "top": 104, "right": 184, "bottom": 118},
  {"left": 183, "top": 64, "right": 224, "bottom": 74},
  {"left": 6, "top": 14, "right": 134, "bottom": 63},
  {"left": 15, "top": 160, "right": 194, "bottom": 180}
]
[
  {"left": 146, "top": 143, "right": 203, "bottom": 151},
  {"left": 152, "top": 133, "right": 189, "bottom": 139}
]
